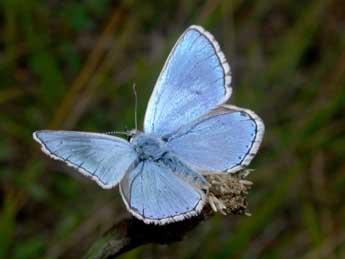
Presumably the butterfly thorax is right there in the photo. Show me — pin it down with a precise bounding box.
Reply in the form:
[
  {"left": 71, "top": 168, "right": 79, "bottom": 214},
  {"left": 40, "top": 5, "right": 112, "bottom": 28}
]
[{"left": 130, "top": 133, "right": 167, "bottom": 161}]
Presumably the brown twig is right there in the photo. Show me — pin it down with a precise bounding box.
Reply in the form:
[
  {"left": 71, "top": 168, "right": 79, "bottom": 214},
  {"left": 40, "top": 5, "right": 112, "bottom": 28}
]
[{"left": 84, "top": 172, "right": 252, "bottom": 259}]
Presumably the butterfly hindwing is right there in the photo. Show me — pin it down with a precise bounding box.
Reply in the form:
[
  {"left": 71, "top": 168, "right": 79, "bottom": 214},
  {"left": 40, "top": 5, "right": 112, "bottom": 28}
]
[
  {"left": 166, "top": 105, "right": 265, "bottom": 173},
  {"left": 33, "top": 130, "right": 138, "bottom": 188},
  {"left": 144, "top": 25, "right": 231, "bottom": 136},
  {"left": 119, "top": 160, "right": 206, "bottom": 224}
]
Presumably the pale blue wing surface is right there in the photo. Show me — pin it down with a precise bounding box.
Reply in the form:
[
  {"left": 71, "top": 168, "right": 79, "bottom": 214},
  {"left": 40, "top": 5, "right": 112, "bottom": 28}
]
[
  {"left": 161, "top": 153, "right": 209, "bottom": 190},
  {"left": 33, "top": 130, "right": 138, "bottom": 189},
  {"left": 120, "top": 161, "right": 205, "bottom": 224},
  {"left": 144, "top": 25, "right": 231, "bottom": 136},
  {"left": 166, "top": 105, "right": 265, "bottom": 173}
]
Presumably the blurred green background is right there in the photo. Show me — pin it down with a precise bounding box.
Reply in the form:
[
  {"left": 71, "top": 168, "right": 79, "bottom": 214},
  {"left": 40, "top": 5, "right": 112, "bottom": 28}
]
[{"left": 1, "top": 0, "right": 344, "bottom": 258}]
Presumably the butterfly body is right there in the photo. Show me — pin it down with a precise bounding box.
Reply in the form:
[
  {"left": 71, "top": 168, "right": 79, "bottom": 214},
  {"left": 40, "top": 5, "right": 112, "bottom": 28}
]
[
  {"left": 33, "top": 25, "right": 265, "bottom": 225},
  {"left": 130, "top": 132, "right": 209, "bottom": 190}
]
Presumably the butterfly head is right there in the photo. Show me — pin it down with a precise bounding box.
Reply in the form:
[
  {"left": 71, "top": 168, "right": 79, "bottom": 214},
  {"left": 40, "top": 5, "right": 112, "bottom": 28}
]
[{"left": 126, "top": 129, "right": 139, "bottom": 137}]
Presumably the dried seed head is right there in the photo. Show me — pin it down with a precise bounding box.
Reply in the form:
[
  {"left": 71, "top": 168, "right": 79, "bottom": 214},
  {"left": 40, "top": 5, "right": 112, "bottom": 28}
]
[{"left": 202, "top": 171, "right": 252, "bottom": 217}]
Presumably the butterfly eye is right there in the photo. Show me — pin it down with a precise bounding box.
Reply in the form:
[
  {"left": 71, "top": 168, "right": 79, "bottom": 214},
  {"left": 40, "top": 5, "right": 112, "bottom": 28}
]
[{"left": 126, "top": 129, "right": 138, "bottom": 141}]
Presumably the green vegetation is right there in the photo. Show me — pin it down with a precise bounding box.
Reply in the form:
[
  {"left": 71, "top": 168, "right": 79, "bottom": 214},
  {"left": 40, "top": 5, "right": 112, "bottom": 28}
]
[{"left": 1, "top": 0, "right": 344, "bottom": 258}]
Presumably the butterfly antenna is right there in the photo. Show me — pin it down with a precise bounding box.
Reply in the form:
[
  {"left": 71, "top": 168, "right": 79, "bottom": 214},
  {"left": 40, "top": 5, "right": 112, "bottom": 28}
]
[
  {"left": 133, "top": 83, "right": 138, "bottom": 130},
  {"left": 105, "top": 131, "right": 129, "bottom": 136}
]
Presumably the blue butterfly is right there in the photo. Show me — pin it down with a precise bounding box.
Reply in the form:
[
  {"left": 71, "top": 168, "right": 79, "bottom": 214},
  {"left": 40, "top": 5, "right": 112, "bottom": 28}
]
[{"left": 33, "top": 25, "right": 264, "bottom": 225}]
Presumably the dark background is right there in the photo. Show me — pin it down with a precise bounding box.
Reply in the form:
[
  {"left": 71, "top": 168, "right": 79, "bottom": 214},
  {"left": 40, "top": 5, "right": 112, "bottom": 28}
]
[{"left": 1, "top": 0, "right": 344, "bottom": 258}]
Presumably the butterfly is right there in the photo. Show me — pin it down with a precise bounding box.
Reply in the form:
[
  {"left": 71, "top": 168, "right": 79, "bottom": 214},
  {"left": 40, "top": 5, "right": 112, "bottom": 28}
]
[{"left": 33, "top": 25, "right": 264, "bottom": 225}]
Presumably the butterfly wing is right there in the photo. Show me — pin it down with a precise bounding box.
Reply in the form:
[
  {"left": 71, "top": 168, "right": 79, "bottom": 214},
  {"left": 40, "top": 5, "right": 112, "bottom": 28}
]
[
  {"left": 119, "top": 160, "right": 206, "bottom": 224},
  {"left": 33, "top": 130, "right": 138, "bottom": 189},
  {"left": 166, "top": 105, "right": 265, "bottom": 173},
  {"left": 144, "top": 25, "right": 231, "bottom": 136}
]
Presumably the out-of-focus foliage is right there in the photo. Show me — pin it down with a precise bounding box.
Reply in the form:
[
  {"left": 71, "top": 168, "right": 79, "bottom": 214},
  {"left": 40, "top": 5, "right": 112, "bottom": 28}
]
[{"left": 1, "top": 0, "right": 344, "bottom": 258}]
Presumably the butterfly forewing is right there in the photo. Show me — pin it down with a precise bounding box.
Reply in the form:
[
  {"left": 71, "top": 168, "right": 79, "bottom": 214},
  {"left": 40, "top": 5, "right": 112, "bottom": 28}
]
[
  {"left": 144, "top": 25, "right": 231, "bottom": 136},
  {"left": 33, "top": 130, "right": 138, "bottom": 189}
]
